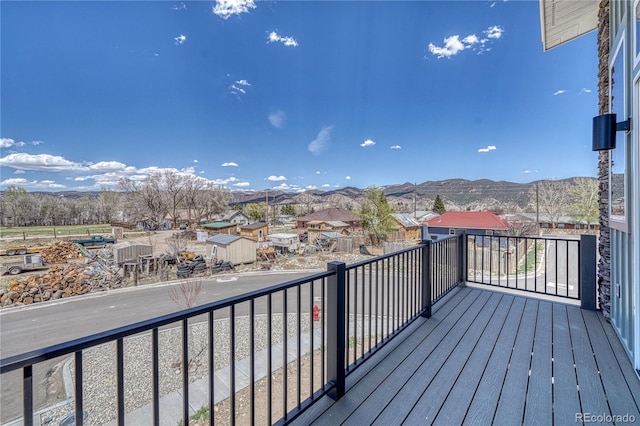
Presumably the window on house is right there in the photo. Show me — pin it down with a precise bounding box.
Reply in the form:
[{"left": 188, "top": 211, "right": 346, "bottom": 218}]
[
  {"left": 610, "top": 37, "right": 627, "bottom": 229},
  {"left": 449, "top": 229, "right": 455, "bottom": 235}
]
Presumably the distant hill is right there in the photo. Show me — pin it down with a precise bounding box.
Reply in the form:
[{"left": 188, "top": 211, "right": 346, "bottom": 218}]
[
  {"left": 230, "top": 177, "right": 585, "bottom": 212},
  {"left": 5, "top": 177, "right": 589, "bottom": 213}
]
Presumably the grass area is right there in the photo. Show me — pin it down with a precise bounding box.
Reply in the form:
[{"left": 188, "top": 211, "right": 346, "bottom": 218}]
[
  {"left": 0, "top": 224, "right": 114, "bottom": 239},
  {"left": 517, "top": 241, "right": 545, "bottom": 274}
]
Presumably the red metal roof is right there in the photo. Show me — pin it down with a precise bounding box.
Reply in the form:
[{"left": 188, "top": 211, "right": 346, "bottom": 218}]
[{"left": 426, "top": 211, "right": 509, "bottom": 230}]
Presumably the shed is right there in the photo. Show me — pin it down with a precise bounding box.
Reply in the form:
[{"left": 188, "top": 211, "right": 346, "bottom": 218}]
[
  {"left": 201, "top": 222, "right": 238, "bottom": 235},
  {"left": 266, "top": 233, "right": 300, "bottom": 253},
  {"left": 112, "top": 241, "right": 153, "bottom": 265},
  {"left": 240, "top": 222, "right": 268, "bottom": 242},
  {"left": 206, "top": 234, "right": 256, "bottom": 264}
]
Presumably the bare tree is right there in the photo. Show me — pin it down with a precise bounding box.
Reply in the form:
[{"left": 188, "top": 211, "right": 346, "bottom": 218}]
[
  {"left": 161, "top": 170, "right": 188, "bottom": 229},
  {"left": 529, "top": 180, "right": 570, "bottom": 229},
  {"left": 99, "top": 189, "right": 120, "bottom": 223},
  {"left": 118, "top": 174, "right": 169, "bottom": 230},
  {"left": 183, "top": 175, "right": 205, "bottom": 223},
  {"left": 569, "top": 177, "right": 599, "bottom": 229}
]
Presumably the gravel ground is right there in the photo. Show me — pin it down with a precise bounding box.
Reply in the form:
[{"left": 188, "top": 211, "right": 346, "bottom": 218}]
[{"left": 39, "top": 313, "right": 314, "bottom": 425}]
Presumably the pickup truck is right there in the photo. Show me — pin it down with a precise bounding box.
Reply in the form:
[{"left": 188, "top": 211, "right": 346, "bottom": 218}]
[
  {"left": 1, "top": 255, "right": 48, "bottom": 275},
  {"left": 68, "top": 235, "right": 117, "bottom": 247}
]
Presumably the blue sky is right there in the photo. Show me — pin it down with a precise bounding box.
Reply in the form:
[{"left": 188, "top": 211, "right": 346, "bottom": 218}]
[{"left": 0, "top": 0, "right": 598, "bottom": 193}]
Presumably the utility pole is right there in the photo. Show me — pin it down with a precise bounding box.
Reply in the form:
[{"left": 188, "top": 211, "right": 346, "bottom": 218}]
[
  {"left": 413, "top": 182, "right": 417, "bottom": 219},
  {"left": 536, "top": 182, "right": 540, "bottom": 235},
  {"left": 265, "top": 189, "right": 269, "bottom": 235}
]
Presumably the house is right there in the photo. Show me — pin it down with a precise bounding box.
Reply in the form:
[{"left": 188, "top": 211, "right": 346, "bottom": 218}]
[
  {"left": 205, "top": 234, "right": 256, "bottom": 264},
  {"left": 513, "top": 213, "right": 600, "bottom": 231},
  {"left": 414, "top": 210, "right": 439, "bottom": 223},
  {"left": 426, "top": 211, "right": 509, "bottom": 237},
  {"left": 240, "top": 221, "right": 268, "bottom": 242},
  {"left": 200, "top": 221, "right": 237, "bottom": 235},
  {"left": 390, "top": 213, "right": 422, "bottom": 241},
  {"left": 211, "top": 210, "right": 250, "bottom": 226},
  {"left": 540, "top": 0, "right": 640, "bottom": 371},
  {"left": 297, "top": 208, "right": 361, "bottom": 236}
]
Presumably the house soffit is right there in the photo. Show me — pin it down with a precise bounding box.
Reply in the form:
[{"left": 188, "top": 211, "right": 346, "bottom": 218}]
[{"left": 539, "top": 0, "right": 598, "bottom": 51}]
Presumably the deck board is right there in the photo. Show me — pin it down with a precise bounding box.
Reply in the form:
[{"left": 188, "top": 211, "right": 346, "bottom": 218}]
[
  {"left": 523, "top": 300, "right": 553, "bottom": 425},
  {"left": 292, "top": 287, "right": 640, "bottom": 426},
  {"left": 432, "top": 295, "right": 517, "bottom": 426},
  {"left": 403, "top": 293, "right": 509, "bottom": 424},
  {"left": 550, "top": 303, "right": 582, "bottom": 425},
  {"left": 368, "top": 291, "right": 495, "bottom": 425},
  {"left": 492, "top": 298, "right": 538, "bottom": 425},
  {"left": 582, "top": 310, "right": 640, "bottom": 419},
  {"left": 567, "top": 306, "right": 610, "bottom": 416}
]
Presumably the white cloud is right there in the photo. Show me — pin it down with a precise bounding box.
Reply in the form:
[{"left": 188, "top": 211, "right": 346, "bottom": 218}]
[
  {"left": 172, "top": 2, "right": 186, "bottom": 10},
  {"left": 490, "top": 2, "right": 497, "bottom": 7},
  {"left": 193, "top": 159, "right": 198, "bottom": 163},
  {"left": 88, "top": 161, "right": 133, "bottom": 172},
  {"left": 484, "top": 25, "right": 504, "bottom": 39},
  {"left": 0, "top": 153, "right": 86, "bottom": 171},
  {"left": 213, "top": 0, "right": 256, "bottom": 19},
  {"left": 429, "top": 25, "right": 504, "bottom": 59},
  {"left": 553, "top": 90, "right": 567, "bottom": 95},
  {"left": 272, "top": 183, "right": 301, "bottom": 191},
  {"left": 267, "top": 31, "right": 298, "bottom": 47},
  {"left": 222, "top": 162, "right": 238, "bottom": 167},
  {"left": 322, "top": 183, "right": 331, "bottom": 188},
  {"left": 1, "top": 138, "right": 42, "bottom": 148},
  {"left": 268, "top": 110, "right": 286, "bottom": 128},
  {"left": 306, "top": 185, "right": 317, "bottom": 190},
  {"left": 308, "top": 126, "right": 332, "bottom": 155},
  {"left": 174, "top": 34, "right": 186, "bottom": 45},
  {"left": 315, "top": 171, "right": 321, "bottom": 175},
  {"left": 0, "top": 138, "right": 16, "bottom": 148},
  {"left": 428, "top": 35, "right": 466, "bottom": 59},
  {"left": 361, "top": 139, "right": 376, "bottom": 147},
  {"left": 229, "top": 79, "right": 251, "bottom": 98},
  {"left": 345, "top": 176, "right": 351, "bottom": 180},
  {"left": 233, "top": 181, "right": 250, "bottom": 187},
  {"left": 390, "top": 145, "right": 402, "bottom": 150},
  {"left": 462, "top": 34, "right": 480, "bottom": 45},
  {"left": 0, "top": 177, "right": 65, "bottom": 189},
  {"left": 266, "top": 175, "right": 287, "bottom": 181},
  {"left": 581, "top": 88, "right": 592, "bottom": 94},
  {"left": 478, "top": 145, "right": 497, "bottom": 153}
]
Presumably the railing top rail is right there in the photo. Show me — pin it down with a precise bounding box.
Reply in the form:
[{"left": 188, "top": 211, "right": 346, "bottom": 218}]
[
  {"left": 0, "top": 269, "right": 335, "bottom": 374},
  {"left": 345, "top": 243, "right": 426, "bottom": 270}
]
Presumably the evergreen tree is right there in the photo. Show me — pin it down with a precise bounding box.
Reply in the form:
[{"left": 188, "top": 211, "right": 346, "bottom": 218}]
[
  {"left": 357, "top": 187, "right": 396, "bottom": 246},
  {"left": 432, "top": 195, "right": 446, "bottom": 215}
]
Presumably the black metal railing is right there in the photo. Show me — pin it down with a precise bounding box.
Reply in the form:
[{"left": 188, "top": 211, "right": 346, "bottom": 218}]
[
  {"left": 465, "top": 233, "right": 597, "bottom": 308},
  {"left": 0, "top": 233, "right": 479, "bottom": 426}
]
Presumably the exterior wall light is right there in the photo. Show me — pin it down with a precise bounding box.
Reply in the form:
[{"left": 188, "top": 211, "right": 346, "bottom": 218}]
[{"left": 592, "top": 113, "right": 631, "bottom": 151}]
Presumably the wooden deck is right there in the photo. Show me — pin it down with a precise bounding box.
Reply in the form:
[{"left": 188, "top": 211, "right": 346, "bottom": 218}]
[{"left": 292, "top": 286, "right": 640, "bottom": 425}]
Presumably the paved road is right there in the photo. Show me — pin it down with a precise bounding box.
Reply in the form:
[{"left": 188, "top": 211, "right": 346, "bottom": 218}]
[{"left": 0, "top": 270, "right": 317, "bottom": 424}]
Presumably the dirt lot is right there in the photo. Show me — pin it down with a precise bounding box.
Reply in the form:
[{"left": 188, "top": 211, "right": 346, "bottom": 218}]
[{"left": 0, "top": 230, "right": 382, "bottom": 291}]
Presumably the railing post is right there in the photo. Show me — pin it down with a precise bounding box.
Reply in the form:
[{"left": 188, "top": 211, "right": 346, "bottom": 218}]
[
  {"left": 580, "top": 234, "right": 597, "bottom": 310},
  {"left": 458, "top": 231, "right": 467, "bottom": 286},
  {"left": 421, "top": 240, "right": 432, "bottom": 318},
  {"left": 327, "top": 261, "right": 346, "bottom": 400}
]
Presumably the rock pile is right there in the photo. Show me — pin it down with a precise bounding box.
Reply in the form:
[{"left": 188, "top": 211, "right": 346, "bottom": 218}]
[{"left": 0, "top": 263, "right": 123, "bottom": 308}]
